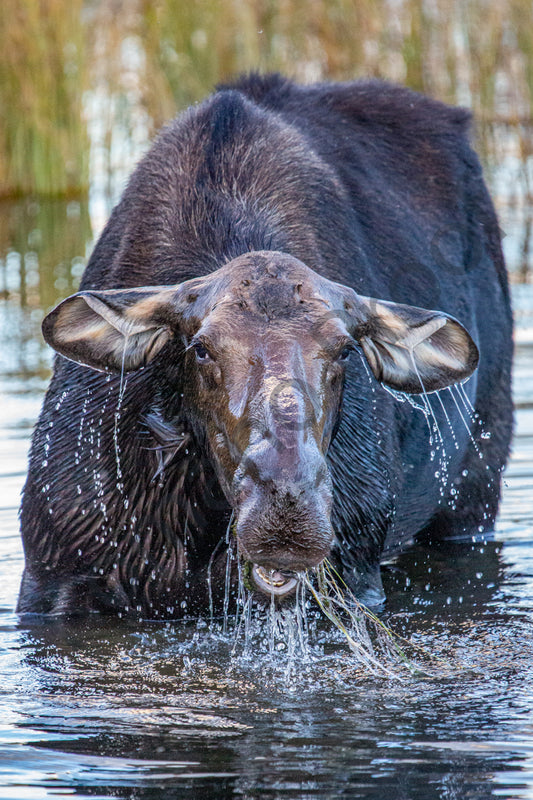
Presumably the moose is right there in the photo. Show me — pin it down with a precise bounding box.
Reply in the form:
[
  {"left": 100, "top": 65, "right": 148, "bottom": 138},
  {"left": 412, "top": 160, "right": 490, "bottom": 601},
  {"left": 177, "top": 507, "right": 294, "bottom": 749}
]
[{"left": 19, "top": 74, "right": 513, "bottom": 617}]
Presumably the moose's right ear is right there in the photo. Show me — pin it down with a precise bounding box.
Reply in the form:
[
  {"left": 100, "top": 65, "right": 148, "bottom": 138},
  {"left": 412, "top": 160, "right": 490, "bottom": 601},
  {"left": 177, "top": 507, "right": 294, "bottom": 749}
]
[{"left": 42, "top": 287, "right": 180, "bottom": 372}]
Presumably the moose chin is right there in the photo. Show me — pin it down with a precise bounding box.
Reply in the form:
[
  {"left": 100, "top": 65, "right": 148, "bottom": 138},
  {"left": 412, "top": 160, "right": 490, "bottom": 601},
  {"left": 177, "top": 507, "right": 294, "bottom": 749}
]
[{"left": 18, "top": 74, "right": 512, "bottom": 618}]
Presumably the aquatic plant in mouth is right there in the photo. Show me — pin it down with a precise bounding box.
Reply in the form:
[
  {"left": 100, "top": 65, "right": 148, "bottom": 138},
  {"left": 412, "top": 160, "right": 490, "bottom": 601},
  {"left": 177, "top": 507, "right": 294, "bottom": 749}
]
[{"left": 301, "top": 560, "right": 428, "bottom": 678}]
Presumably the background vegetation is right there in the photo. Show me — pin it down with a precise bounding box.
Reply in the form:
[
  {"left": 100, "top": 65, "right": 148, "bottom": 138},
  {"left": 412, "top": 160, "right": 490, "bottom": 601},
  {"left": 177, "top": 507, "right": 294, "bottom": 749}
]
[{"left": 0, "top": 0, "right": 532, "bottom": 276}]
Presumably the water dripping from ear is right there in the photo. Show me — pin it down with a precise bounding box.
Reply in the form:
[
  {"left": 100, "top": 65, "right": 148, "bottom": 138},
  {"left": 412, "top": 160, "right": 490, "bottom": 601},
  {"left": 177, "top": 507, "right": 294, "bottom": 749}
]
[
  {"left": 434, "top": 390, "right": 460, "bottom": 451},
  {"left": 447, "top": 385, "right": 482, "bottom": 458},
  {"left": 113, "top": 337, "right": 130, "bottom": 498},
  {"left": 457, "top": 381, "right": 477, "bottom": 416},
  {"left": 357, "top": 346, "right": 384, "bottom": 438},
  {"left": 75, "top": 389, "right": 91, "bottom": 466},
  {"left": 366, "top": 351, "right": 458, "bottom": 498},
  {"left": 394, "top": 351, "right": 450, "bottom": 497},
  {"left": 409, "top": 354, "right": 450, "bottom": 494},
  {"left": 356, "top": 347, "right": 376, "bottom": 395},
  {"left": 456, "top": 383, "right": 492, "bottom": 443}
]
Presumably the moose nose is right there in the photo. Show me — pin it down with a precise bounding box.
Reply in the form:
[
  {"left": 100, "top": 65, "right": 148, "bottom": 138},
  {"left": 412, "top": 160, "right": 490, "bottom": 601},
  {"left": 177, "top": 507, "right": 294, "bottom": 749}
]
[
  {"left": 233, "top": 435, "right": 334, "bottom": 577},
  {"left": 236, "top": 436, "right": 329, "bottom": 501}
]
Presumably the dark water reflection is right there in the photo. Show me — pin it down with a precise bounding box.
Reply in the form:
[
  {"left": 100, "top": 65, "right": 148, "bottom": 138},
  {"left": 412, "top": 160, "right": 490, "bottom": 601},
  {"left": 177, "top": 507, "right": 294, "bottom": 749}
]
[
  {"left": 0, "top": 199, "right": 533, "bottom": 798},
  {"left": 0, "top": 197, "right": 91, "bottom": 383}
]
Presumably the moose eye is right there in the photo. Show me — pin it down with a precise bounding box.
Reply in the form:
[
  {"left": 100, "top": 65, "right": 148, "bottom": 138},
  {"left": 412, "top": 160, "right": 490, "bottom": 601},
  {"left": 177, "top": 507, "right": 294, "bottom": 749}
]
[
  {"left": 337, "top": 345, "right": 353, "bottom": 362},
  {"left": 193, "top": 342, "right": 212, "bottom": 363}
]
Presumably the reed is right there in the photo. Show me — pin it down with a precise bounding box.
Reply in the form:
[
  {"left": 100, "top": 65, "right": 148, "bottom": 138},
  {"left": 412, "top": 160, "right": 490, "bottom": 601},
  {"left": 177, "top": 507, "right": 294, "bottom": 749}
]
[
  {"left": 0, "top": 0, "right": 89, "bottom": 198},
  {"left": 302, "top": 561, "right": 420, "bottom": 677}
]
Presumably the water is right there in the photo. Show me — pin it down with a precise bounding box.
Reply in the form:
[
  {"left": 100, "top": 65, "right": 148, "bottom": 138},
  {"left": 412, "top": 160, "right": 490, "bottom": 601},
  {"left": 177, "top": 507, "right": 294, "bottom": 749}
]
[{"left": 1, "top": 207, "right": 533, "bottom": 799}]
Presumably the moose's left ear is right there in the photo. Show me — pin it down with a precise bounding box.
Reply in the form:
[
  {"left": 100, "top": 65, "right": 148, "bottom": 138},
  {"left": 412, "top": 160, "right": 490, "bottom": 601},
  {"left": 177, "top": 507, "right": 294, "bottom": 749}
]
[{"left": 349, "top": 296, "right": 479, "bottom": 394}]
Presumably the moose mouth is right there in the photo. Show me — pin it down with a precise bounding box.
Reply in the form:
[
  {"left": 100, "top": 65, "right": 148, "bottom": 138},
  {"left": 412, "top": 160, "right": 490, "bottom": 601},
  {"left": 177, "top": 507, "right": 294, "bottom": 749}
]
[{"left": 250, "top": 564, "right": 299, "bottom": 598}]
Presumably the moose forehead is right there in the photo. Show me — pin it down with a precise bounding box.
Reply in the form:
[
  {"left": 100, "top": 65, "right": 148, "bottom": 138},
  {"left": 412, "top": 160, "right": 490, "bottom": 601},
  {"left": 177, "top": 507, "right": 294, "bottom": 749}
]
[{"left": 187, "top": 252, "right": 348, "bottom": 342}]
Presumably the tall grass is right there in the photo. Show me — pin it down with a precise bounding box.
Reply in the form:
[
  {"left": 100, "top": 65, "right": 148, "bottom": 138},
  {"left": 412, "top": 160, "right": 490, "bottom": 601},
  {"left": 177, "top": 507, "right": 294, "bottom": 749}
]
[
  {"left": 129, "top": 0, "right": 533, "bottom": 118},
  {"left": 0, "top": 0, "right": 89, "bottom": 198}
]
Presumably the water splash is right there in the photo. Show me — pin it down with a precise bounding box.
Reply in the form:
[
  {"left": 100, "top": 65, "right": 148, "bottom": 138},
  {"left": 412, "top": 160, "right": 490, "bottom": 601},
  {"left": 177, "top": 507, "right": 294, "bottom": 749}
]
[
  {"left": 207, "top": 537, "right": 225, "bottom": 623},
  {"left": 215, "top": 556, "right": 431, "bottom": 686},
  {"left": 227, "top": 584, "right": 315, "bottom": 687}
]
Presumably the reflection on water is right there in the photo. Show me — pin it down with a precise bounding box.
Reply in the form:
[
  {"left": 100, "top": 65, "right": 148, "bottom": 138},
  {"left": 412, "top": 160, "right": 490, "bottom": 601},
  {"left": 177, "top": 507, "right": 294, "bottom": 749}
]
[
  {"left": 0, "top": 198, "right": 92, "bottom": 381},
  {"left": 0, "top": 195, "right": 532, "bottom": 797}
]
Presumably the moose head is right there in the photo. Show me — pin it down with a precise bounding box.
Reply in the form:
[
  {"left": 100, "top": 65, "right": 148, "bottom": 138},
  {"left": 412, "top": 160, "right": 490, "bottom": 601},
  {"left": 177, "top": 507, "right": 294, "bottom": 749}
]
[{"left": 43, "top": 251, "right": 478, "bottom": 597}]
